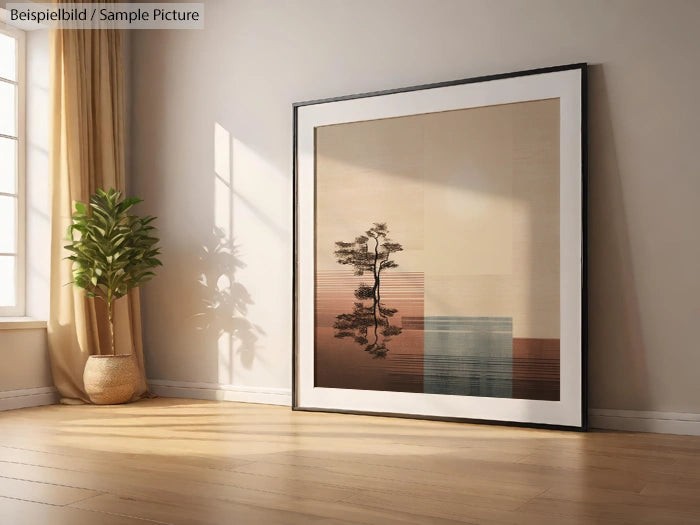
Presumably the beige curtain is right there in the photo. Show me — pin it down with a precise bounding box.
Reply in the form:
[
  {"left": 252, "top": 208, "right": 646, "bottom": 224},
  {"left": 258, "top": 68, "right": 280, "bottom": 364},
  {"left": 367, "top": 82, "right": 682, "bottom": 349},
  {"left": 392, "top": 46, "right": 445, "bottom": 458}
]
[{"left": 47, "top": 23, "right": 150, "bottom": 403}]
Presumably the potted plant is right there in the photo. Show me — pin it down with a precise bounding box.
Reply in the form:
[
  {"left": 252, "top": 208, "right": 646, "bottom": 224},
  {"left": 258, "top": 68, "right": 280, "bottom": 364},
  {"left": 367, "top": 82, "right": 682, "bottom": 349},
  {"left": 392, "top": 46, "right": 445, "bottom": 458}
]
[{"left": 66, "top": 188, "right": 162, "bottom": 404}]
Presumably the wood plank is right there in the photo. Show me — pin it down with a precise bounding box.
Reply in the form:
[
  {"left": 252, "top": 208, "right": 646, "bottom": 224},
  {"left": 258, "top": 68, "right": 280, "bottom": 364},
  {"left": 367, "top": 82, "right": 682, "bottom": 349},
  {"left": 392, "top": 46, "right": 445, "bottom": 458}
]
[
  {"left": 230, "top": 456, "right": 543, "bottom": 506},
  {"left": 520, "top": 494, "right": 700, "bottom": 525},
  {"left": 72, "top": 492, "right": 464, "bottom": 525},
  {"left": 72, "top": 493, "right": 347, "bottom": 525},
  {"left": 0, "top": 496, "right": 168, "bottom": 525},
  {"left": 0, "top": 476, "right": 101, "bottom": 506},
  {"left": 0, "top": 458, "right": 359, "bottom": 510}
]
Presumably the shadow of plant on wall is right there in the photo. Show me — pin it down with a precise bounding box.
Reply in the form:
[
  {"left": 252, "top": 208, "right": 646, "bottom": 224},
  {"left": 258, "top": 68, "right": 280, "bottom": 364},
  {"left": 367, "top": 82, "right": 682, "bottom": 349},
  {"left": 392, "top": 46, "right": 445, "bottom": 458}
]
[{"left": 193, "top": 227, "right": 263, "bottom": 370}]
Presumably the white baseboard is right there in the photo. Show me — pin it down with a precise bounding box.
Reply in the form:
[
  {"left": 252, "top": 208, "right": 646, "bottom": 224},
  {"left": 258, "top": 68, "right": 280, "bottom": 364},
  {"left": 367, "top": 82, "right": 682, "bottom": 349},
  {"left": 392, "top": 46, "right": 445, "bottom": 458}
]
[
  {"left": 0, "top": 386, "right": 59, "bottom": 412},
  {"left": 144, "top": 384, "right": 700, "bottom": 436},
  {"left": 148, "top": 379, "right": 292, "bottom": 406},
  {"left": 589, "top": 408, "right": 700, "bottom": 436}
]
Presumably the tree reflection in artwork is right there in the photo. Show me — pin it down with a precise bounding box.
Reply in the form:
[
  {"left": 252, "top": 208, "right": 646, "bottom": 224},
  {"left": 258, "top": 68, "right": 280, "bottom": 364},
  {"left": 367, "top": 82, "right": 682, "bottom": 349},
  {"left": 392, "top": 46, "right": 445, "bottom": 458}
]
[{"left": 333, "top": 223, "right": 403, "bottom": 358}]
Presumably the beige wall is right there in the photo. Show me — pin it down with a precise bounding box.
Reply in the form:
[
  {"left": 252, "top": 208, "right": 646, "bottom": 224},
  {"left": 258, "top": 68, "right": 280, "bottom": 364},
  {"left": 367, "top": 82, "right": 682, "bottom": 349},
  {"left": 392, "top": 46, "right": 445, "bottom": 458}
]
[
  {"left": 0, "top": 329, "right": 52, "bottom": 391},
  {"left": 129, "top": 0, "right": 700, "bottom": 414}
]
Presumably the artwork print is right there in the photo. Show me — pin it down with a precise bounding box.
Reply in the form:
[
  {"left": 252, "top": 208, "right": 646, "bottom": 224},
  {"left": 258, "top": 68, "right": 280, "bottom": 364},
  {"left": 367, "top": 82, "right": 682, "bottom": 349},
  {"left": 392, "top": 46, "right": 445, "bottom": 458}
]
[
  {"left": 295, "top": 64, "right": 586, "bottom": 429},
  {"left": 314, "top": 99, "right": 560, "bottom": 401}
]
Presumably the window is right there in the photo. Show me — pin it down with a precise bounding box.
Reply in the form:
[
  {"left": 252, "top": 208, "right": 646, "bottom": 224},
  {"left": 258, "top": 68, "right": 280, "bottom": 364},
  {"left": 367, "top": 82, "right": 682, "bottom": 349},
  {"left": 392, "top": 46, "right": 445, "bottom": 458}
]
[{"left": 0, "top": 25, "right": 25, "bottom": 316}]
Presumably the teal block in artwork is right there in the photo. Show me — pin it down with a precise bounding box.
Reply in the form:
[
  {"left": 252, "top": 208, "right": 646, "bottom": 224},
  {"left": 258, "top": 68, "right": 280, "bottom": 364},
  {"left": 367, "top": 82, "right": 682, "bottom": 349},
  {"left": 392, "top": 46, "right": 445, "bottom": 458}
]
[{"left": 423, "top": 317, "right": 513, "bottom": 398}]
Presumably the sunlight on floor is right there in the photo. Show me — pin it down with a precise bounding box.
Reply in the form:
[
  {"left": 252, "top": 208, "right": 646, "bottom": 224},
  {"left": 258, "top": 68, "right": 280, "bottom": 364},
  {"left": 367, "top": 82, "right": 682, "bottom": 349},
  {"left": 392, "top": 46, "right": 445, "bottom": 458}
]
[{"left": 3, "top": 398, "right": 584, "bottom": 462}]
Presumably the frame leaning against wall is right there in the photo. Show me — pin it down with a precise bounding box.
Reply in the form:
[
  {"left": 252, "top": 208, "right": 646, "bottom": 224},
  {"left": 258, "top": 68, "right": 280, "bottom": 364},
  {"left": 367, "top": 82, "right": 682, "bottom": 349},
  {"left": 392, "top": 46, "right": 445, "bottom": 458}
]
[{"left": 293, "top": 63, "right": 587, "bottom": 430}]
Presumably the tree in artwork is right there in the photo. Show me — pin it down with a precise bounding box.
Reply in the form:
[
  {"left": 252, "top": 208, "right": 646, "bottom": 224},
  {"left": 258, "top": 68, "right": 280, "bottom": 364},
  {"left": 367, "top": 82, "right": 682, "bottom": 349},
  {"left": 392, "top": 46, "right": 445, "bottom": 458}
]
[{"left": 333, "top": 223, "right": 403, "bottom": 358}]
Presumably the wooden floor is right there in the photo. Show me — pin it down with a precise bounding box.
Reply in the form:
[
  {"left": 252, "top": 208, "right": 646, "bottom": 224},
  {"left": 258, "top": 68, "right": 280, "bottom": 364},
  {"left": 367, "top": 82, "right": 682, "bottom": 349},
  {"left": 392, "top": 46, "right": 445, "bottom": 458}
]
[{"left": 0, "top": 399, "right": 699, "bottom": 524}]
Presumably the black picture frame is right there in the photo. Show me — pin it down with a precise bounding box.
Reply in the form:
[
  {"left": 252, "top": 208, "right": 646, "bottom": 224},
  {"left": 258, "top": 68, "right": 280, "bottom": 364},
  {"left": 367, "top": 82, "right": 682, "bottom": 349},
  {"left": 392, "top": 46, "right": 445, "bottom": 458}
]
[{"left": 293, "top": 63, "right": 587, "bottom": 431}]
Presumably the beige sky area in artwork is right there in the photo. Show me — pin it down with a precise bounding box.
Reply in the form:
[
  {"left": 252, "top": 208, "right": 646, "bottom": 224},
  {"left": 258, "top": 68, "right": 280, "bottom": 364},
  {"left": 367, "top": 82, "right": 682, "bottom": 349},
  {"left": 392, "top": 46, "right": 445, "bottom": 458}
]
[{"left": 315, "top": 98, "right": 560, "bottom": 338}]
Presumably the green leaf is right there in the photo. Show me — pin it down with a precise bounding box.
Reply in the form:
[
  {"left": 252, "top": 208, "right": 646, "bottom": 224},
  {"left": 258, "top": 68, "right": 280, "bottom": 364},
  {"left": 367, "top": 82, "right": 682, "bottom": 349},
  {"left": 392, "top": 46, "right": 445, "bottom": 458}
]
[{"left": 64, "top": 188, "right": 162, "bottom": 304}]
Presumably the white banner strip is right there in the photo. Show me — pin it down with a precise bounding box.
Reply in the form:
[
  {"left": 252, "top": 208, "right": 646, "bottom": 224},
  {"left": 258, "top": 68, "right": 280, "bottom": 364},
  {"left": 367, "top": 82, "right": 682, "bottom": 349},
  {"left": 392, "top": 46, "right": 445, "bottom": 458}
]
[{"left": 5, "top": 3, "right": 204, "bottom": 30}]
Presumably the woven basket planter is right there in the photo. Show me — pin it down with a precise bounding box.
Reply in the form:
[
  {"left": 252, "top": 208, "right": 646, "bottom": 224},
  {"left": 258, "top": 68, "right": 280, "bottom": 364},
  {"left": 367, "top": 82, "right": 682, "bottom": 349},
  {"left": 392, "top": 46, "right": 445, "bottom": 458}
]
[{"left": 83, "top": 354, "right": 138, "bottom": 405}]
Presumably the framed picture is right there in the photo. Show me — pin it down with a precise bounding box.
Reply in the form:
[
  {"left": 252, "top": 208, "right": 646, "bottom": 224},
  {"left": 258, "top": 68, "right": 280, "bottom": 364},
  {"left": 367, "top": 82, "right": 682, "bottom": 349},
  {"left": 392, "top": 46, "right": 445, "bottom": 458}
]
[{"left": 293, "top": 63, "right": 587, "bottom": 430}]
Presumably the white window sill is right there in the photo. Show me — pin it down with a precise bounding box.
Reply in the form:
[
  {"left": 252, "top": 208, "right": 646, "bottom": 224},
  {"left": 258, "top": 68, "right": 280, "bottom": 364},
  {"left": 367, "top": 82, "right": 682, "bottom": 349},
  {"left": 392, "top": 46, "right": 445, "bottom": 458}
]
[{"left": 0, "top": 318, "right": 47, "bottom": 331}]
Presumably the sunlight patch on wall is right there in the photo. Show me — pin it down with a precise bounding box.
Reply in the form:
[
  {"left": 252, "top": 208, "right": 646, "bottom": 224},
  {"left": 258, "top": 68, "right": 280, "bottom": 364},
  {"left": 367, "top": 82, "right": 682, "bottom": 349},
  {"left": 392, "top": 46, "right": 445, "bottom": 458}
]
[{"left": 214, "top": 122, "right": 231, "bottom": 240}]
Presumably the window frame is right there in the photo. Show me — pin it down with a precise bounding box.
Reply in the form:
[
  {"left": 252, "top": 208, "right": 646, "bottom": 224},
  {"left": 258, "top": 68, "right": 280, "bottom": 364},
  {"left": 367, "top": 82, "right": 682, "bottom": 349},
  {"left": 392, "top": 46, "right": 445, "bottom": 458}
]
[{"left": 0, "top": 24, "right": 26, "bottom": 317}]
